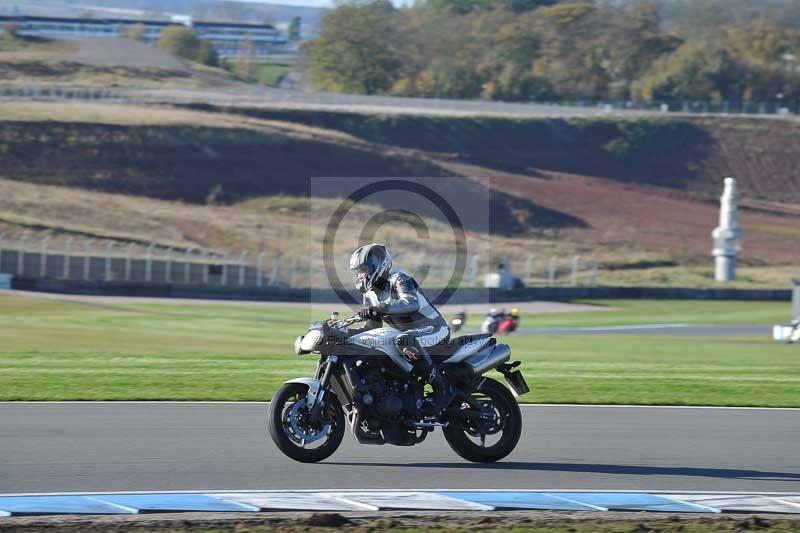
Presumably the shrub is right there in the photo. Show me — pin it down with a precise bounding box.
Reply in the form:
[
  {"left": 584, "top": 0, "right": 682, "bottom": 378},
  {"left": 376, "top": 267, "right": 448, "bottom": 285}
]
[{"left": 157, "top": 25, "right": 218, "bottom": 67}]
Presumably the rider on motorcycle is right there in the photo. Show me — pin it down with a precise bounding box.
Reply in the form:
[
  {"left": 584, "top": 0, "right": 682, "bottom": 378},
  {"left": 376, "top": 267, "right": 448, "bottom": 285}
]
[{"left": 349, "top": 243, "right": 454, "bottom": 415}]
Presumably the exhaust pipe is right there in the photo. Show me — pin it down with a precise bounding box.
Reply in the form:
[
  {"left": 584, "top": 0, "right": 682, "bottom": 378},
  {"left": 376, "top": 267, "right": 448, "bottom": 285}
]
[{"left": 464, "top": 343, "right": 511, "bottom": 375}]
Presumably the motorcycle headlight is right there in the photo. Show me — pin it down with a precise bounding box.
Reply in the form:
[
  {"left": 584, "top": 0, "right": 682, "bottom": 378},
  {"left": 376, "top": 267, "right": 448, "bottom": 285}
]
[
  {"left": 294, "top": 335, "right": 307, "bottom": 355},
  {"left": 299, "top": 329, "right": 323, "bottom": 353}
]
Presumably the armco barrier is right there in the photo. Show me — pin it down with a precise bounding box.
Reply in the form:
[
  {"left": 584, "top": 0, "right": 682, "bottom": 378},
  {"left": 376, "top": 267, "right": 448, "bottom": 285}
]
[{"left": 7, "top": 276, "right": 792, "bottom": 303}]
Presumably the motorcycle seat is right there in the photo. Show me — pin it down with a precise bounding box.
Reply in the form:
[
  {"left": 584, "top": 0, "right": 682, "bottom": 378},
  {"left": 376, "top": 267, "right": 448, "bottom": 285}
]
[{"left": 428, "top": 333, "right": 493, "bottom": 358}]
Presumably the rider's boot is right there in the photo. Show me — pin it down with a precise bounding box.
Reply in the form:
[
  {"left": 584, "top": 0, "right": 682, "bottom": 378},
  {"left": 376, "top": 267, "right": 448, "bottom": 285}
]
[
  {"left": 396, "top": 334, "right": 455, "bottom": 416},
  {"left": 423, "top": 364, "right": 455, "bottom": 416}
]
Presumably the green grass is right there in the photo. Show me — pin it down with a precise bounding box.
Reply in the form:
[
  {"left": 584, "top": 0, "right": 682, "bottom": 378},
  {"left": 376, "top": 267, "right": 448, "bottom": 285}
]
[
  {"left": 0, "top": 296, "right": 797, "bottom": 405},
  {"left": 0, "top": 37, "right": 28, "bottom": 52},
  {"left": 498, "top": 335, "right": 797, "bottom": 406},
  {"left": 519, "top": 299, "right": 791, "bottom": 327},
  {"left": 256, "top": 62, "right": 292, "bottom": 86}
]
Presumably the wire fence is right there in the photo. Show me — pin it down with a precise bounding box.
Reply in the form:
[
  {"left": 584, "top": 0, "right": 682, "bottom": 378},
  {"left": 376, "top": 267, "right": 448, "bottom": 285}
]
[
  {"left": 0, "top": 83, "right": 796, "bottom": 118},
  {"left": 0, "top": 237, "right": 278, "bottom": 288},
  {"left": 0, "top": 236, "right": 601, "bottom": 289}
]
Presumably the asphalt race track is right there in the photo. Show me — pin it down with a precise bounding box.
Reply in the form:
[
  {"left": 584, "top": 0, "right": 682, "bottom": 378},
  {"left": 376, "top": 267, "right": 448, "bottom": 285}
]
[{"left": 1, "top": 403, "right": 798, "bottom": 494}]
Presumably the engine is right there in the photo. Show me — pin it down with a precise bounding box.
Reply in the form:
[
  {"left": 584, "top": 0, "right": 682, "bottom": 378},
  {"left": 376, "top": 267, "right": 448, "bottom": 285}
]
[
  {"left": 358, "top": 367, "right": 420, "bottom": 421},
  {"left": 349, "top": 364, "right": 426, "bottom": 446}
]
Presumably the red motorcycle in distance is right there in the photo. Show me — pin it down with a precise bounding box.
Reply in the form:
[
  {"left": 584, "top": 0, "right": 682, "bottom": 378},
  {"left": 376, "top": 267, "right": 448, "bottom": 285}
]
[
  {"left": 482, "top": 308, "right": 520, "bottom": 335},
  {"left": 497, "top": 308, "right": 520, "bottom": 334}
]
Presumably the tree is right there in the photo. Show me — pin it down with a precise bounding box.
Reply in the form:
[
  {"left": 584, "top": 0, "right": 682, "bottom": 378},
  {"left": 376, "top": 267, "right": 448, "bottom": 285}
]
[
  {"left": 157, "top": 26, "right": 219, "bottom": 67},
  {"left": 303, "top": 0, "right": 800, "bottom": 103},
  {"left": 235, "top": 35, "right": 256, "bottom": 80},
  {"left": 308, "top": 0, "right": 402, "bottom": 94},
  {"left": 492, "top": 0, "right": 555, "bottom": 14},
  {"left": 425, "top": 0, "right": 491, "bottom": 15},
  {"left": 289, "top": 16, "right": 302, "bottom": 41},
  {"left": 195, "top": 40, "right": 219, "bottom": 67},
  {"left": 724, "top": 20, "right": 799, "bottom": 66},
  {"left": 637, "top": 41, "right": 744, "bottom": 102}
]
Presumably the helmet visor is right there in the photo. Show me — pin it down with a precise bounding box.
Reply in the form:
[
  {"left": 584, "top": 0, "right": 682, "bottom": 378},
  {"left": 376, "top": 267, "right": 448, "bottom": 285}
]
[{"left": 351, "top": 264, "right": 372, "bottom": 289}]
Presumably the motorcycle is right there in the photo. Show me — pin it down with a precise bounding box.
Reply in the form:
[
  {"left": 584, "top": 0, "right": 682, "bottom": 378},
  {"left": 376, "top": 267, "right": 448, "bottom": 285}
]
[
  {"left": 497, "top": 316, "right": 518, "bottom": 334},
  {"left": 480, "top": 308, "right": 504, "bottom": 334},
  {"left": 450, "top": 311, "right": 467, "bottom": 332},
  {"left": 498, "top": 308, "right": 520, "bottom": 335},
  {"left": 268, "top": 312, "right": 529, "bottom": 463}
]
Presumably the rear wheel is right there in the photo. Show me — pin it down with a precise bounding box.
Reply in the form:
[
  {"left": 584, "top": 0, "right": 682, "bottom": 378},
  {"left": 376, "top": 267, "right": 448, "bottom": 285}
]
[
  {"left": 443, "top": 378, "right": 522, "bottom": 463},
  {"left": 268, "top": 383, "right": 345, "bottom": 463}
]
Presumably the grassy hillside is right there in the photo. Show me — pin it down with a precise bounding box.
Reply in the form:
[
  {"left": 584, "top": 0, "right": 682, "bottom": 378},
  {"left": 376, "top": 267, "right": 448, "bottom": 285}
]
[
  {"left": 205, "top": 106, "right": 800, "bottom": 203},
  {"left": 0, "top": 36, "right": 238, "bottom": 88},
  {"left": 0, "top": 102, "right": 583, "bottom": 236},
  {"left": 0, "top": 102, "right": 798, "bottom": 285}
]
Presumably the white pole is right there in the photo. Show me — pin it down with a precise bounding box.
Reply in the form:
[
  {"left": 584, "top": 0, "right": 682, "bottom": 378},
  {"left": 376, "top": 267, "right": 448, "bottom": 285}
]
[
  {"left": 165, "top": 247, "right": 173, "bottom": 283},
  {"left": 238, "top": 251, "right": 248, "bottom": 286},
  {"left": 256, "top": 252, "right": 265, "bottom": 287},
  {"left": 105, "top": 242, "right": 114, "bottom": 281},
  {"left": 0, "top": 234, "right": 4, "bottom": 273},
  {"left": 269, "top": 253, "right": 282, "bottom": 286},
  {"left": 125, "top": 243, "right": 134, "bottom": 281},
  {"left": 184, "top": 248, "right": 194, "bottom": 284},
  {"left": 712, "top": 177, "right": 742, "bottom": 282},
  {"left": 202, "top": 252, "right": 210, "bottom": 284},
  {"left": 61, "top": 238, "right": 73, "bottom": 279},
  {"left": 16, "top": 236, "right": 26, "bottom": 275},
  {"left": 571, "top": 255, "right": 581, "bottom": 286},
  {"left": 40, "top": 236, "right": 51, "bottom": 277},
  {"left": 548, "top": 256, "right": 557, "bottom": 286},
  {"left": 468, "top": 254, "right": 480, "bottom": 286},
  {"left": 221, "top": 254, "right": 228, "bottom": 285},
  {"left": 525, "top": 255, "right": 534, "bottom": 281},
  {"left": 83, "top": 240, "right": 94, "bottom": 281},
  {"left": 590, "top": 260, "right": 599, "bottom": 287},
  {"left": 145, "top": 243, "right": 155, "bottom": 283}
]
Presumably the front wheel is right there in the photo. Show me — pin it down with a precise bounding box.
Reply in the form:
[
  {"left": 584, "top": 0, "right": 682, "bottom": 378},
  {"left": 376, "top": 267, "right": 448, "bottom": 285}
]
[
  {"left": 268, "top": 383, "right": 345, "bottom": 463},
  {"left": 443, "top": 378, "right": 522, "bottom": 463}
]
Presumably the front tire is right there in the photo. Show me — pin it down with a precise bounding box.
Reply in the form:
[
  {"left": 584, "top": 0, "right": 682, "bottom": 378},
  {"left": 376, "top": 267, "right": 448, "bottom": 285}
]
[
  {"left": 443, "top": 378, "right": 522, "bottom": 463},
  {"left": 268, "top": 383, "right": 345, "bottom": 463}
]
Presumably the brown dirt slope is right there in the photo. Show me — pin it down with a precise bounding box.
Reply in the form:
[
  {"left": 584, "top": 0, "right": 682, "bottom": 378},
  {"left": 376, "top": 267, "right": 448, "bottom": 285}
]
[
  {"left": 0, "top": 104, "right": 584, "bottom": 235},
  {"left": 209, "top": 107, "right": 800, "bottom": 203}
]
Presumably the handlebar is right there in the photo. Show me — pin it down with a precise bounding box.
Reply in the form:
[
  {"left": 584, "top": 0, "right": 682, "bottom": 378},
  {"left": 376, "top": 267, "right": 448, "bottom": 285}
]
[{"left": 331, "top": 314, "right": 363, "bottom": 330}]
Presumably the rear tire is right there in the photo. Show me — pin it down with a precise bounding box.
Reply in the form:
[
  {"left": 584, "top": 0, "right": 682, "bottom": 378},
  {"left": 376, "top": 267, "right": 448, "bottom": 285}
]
[
  {"left": 268, "top": 383, "right": 345, "bottom": 463},
  {"left": 443, "top": 378, "right": 522, "bottom": 463}
]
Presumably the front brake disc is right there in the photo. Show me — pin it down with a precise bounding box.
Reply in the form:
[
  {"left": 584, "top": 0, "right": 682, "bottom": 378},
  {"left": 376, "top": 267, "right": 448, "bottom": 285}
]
[{"left": 288, "top": 398, "right": 330, "bottom": 444}]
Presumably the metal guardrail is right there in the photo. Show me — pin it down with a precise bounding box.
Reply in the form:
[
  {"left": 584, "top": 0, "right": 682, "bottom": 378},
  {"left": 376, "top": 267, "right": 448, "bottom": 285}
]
[
  {"left": 0, "top": 237, "right": 600, "bottom": 289},
  {"left": 1, "top": 84, "right": 796, "bottom": 119}
]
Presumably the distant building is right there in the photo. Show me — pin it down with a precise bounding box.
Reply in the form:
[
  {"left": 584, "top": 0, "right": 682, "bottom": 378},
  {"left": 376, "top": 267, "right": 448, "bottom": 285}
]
[{"left": 0, "top": 15, "right": 287, "bottom": 59}]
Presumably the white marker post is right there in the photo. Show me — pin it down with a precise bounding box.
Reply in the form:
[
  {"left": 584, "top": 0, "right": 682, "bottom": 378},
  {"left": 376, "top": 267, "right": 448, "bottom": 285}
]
[
  {"left": 773, "top": 279, "right": 800, "bottom": 343},
  {"left": 711, "top": 177, "right": 742, "bottom": 282}
]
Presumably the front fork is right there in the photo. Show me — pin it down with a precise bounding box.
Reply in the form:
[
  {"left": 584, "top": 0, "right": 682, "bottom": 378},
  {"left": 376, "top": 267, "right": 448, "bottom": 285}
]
[{"left": 309, "top": 355, "right": 338, "bottom": 424}]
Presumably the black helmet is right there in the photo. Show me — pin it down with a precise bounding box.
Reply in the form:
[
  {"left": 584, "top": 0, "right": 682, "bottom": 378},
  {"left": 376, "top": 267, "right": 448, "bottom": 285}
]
[{"left": 350, "top": 243, "right": 392, "bottom": 293}]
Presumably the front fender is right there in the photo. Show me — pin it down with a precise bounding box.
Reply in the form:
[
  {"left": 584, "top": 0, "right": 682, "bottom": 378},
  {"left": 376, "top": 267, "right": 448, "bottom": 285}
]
[{"left": 286, "top": 377, "right": 321, "bottom": 407}]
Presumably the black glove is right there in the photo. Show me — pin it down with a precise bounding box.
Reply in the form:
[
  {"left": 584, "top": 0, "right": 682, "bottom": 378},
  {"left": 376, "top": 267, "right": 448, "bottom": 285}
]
[{"left": 361, "top": 303, "right": 387, "bottom": 320}]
